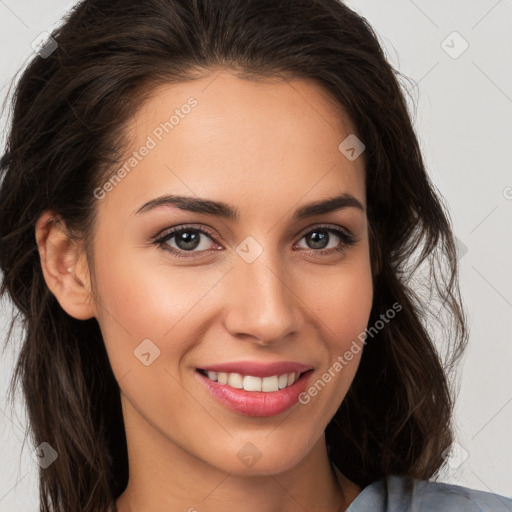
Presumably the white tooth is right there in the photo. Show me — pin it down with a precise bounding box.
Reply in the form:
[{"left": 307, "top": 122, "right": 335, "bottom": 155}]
[
  {"left": 228, "top": 372, "right": 243, "bottom": 389},
  {"left": 243, "top": 375, "right": 262, "bottom": 392},
  {"left": 262, "top": 375, "right": 279, "bottom": 392},
  {"left": 209, "top": 371, "right": 301, "bottom": 391},
  {"left": 278, "top": 374, "right": 289, "bottom": 389}
]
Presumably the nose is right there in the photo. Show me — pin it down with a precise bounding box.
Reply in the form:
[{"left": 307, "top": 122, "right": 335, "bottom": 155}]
[{"left": 221, "top": 250, "right": 304, "bottom": 346}]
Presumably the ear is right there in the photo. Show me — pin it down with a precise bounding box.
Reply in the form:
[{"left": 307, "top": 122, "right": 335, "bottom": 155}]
[{"left": 35, "top": 211, "right": 96, "bottom": 320}]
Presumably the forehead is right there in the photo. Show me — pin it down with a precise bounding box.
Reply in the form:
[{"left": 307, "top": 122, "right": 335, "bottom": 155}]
[{"left": 97, "top": 71, "right": 366, "bottom": 220}]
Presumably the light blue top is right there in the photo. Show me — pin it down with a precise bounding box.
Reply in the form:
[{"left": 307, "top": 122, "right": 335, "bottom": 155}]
[{"left": 346, "top": 475, "right": 512, "bottom": 511}]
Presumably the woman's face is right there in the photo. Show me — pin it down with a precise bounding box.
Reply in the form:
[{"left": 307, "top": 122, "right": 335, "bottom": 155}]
[{"left": 88, "top": 70, "right": 373, "bottom": 475}]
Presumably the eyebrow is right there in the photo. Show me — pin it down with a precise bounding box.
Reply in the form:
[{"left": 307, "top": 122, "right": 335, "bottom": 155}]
[{"left": 134, "top": 192, "right": 365, "bottom": 221}]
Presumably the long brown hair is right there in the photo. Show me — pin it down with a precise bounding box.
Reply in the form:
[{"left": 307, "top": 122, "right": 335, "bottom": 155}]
[{"left": 0, "top": 0, "right": 467, "bottom": 510}]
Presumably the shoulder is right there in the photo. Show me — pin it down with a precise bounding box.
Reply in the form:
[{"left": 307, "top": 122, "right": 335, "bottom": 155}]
[
  {"left": 389, "top": 475, "right": 512, "bottom": 511},
  {"left": 347, "top": 475, "right": 512, "bottom": 512}
]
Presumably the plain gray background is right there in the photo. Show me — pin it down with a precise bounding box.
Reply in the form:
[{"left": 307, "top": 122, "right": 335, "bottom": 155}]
[{"left": 1, "top": 0, "right": 511, "bottom": 509}]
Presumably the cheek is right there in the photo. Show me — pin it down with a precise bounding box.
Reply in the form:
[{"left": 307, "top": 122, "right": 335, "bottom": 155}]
[
  {"left": 92, "top": 240, "right": 221, "bottom": 336},
  {"left": 298, "top": 278, "right": 371, "bottom": 422},
  {"left": 91, "top": 239, "right": 235, "bottom": 393},
  {"left": 330, "top": 279, "right": 373, "bottom": 350},
  {"left": 304, "top": 255, "right": 373, "bottom": 350},
  {"left": 296, "top": 253, "right": 373, "bottom": 409}
]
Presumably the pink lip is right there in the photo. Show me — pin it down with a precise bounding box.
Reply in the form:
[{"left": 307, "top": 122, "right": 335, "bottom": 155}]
[
  {"left": 195, "top": 369, "right": 313, "bottom": 417},
  {"left": 197, "top": 360, "right": 313, "bottom": 378}
]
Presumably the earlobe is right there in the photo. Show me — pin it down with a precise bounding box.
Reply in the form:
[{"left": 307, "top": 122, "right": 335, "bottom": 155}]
[{"left": 35, "top": 211, "right": 96, "bottom": 320}]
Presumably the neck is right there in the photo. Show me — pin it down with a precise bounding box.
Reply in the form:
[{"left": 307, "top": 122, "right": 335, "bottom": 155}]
[{"left": 115, "top": 396, "right": 361, "bottom": 512}]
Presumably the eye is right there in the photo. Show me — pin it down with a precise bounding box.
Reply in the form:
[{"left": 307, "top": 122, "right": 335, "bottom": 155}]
[
  {"left": 295, "top": 225, "right": 356, "bottom": 257},
  {"left": 153, "top": 224, "right": 219, "bottom": 258},
  {"left": 152, "top": 223, "right": 357, "bottom": 259}
]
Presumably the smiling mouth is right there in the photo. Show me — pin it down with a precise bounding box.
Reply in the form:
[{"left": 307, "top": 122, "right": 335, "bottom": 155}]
[{"left": 196, "top": 368, "right": 312, "bottom": 392}]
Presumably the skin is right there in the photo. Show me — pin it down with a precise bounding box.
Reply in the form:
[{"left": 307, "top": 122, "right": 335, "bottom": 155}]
[{"left": 35, "top": 70, "right": 373, "bottom": 512}]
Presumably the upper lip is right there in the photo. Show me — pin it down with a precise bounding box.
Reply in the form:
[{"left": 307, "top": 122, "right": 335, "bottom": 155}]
[{"left": 197, "top": 361, "right": 313, "bottom": 378}]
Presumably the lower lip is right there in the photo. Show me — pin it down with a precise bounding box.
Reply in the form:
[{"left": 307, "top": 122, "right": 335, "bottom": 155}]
[{"left": 195, "top": 370, "right": 313, "bottom": 417}]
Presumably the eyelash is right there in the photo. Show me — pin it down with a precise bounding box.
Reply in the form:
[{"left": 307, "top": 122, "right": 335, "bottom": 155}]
[{"left": 152, "top": 224, "right": 357, "bottom": 259}]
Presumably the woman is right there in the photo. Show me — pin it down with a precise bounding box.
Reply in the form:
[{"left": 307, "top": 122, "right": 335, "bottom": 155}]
[{"left": 1, "top": 0, "right": 510, "bottom": 511}]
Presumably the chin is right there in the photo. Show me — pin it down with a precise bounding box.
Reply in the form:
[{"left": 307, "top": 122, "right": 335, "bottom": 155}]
[{"left": 201, "top": 435, "right": 315, "bottom": 476}]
